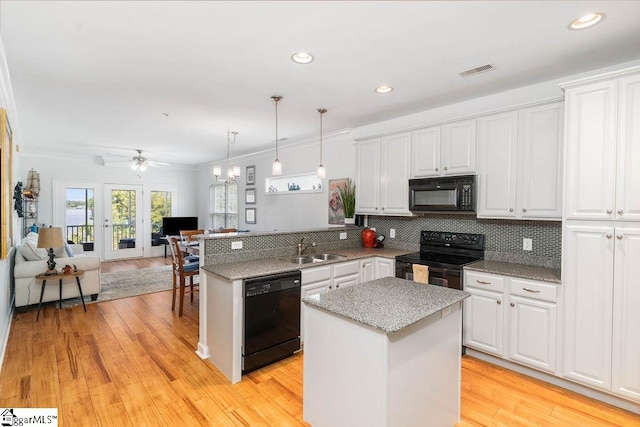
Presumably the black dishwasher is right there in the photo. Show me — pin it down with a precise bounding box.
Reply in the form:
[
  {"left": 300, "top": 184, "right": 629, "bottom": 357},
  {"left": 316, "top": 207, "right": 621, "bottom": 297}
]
[{"left": 243, "top": 270, "right": 301, "bottom": 374}]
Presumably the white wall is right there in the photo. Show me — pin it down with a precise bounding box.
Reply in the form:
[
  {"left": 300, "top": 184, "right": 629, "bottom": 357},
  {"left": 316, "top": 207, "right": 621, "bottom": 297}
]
[{"left": 196, "top": 131, "right": 357, "bottom": 232}]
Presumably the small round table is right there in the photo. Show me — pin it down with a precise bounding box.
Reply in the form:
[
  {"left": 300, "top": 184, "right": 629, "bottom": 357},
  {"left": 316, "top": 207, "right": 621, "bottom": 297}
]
[{"left": 35, "top": 269, "right": 85, "bottom": 321}]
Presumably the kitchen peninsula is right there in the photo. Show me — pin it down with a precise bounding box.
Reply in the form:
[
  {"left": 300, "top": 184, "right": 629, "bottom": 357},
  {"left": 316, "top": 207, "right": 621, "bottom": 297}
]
[{"left": 303, "top": 277, "right": 469, "bottom": 427}]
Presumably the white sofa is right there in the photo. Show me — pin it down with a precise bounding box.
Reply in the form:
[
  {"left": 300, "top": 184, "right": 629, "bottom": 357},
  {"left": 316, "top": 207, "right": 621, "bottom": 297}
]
[{"left": 14, "top": 232, "right": 101, "bottom": 307}]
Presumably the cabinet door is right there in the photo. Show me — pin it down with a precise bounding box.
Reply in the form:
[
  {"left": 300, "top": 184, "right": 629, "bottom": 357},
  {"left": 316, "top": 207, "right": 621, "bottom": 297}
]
[
  {"left": 562, "top": 224, "right": 614, "bottom": 390},
  {"left": 356, "top": 139, "right": 381, "bottom": 214},
  {"left": 441, "top": 120, "right": 476, "bottom": 176},
  {"left": 518, "top": 103, "right": 563, "bottom": 219},
  {"left": 564, "top": 81, "right": 617, "bottom": 220},
  {"left": 616, "top": 74, "right": 640, "bottom": 221},
  {"left": 463, "top": 288, "right": 504, "bottom": 356},
  {"left": 508, "top": 295, "right": 557, "bottom": 373},
  {"left": 477, "top": 112, "right": 518, "bottom": 218},
  {"left": 380, "top": 133, "right": 411, "bottom": 214},
  {"left": 301, "top": 280, "right": 332, "bottom": 344},
  {"left": 334, "top": 273, "right": 359, "bottom": 290},
  {"left": 360, "top": 258, "right": 375, "bottom": 282},
  {"left": 375, "top": 258, "right": 394, "bottom": 279},
  {"left": 612, "top": 227, "right": 640, "bottom": 401},
  {"left": 411, "top": 127, "right": 441, "bottom": 177}
]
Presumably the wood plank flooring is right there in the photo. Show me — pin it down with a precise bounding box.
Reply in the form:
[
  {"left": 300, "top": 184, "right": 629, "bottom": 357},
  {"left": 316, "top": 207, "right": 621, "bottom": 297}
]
[{"left": 1, "top": 257, "right": 638, "bottom": 426}]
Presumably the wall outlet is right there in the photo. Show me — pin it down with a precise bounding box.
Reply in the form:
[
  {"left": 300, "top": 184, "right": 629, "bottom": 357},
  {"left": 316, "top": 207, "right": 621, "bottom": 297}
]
[
  {"left": 390, "top": 228, "right": 396, "bottom": 238},
  {"left": 523, "top": 238, "right": 533, "bottom": 251},
  {"left": 340, "top": 232, "right": 347, "bottom": 240},
  {"left": 231, "top": 241, "right": 243, "bottom": 250}
]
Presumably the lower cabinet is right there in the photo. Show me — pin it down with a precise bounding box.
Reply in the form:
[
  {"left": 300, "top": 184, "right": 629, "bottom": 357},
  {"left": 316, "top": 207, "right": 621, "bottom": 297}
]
[
  {"left": 301, "top": 257, "right": 395, "bottom": 344},
  {"left": 463, "top": 270, "right": 558, "bottom": 374}
]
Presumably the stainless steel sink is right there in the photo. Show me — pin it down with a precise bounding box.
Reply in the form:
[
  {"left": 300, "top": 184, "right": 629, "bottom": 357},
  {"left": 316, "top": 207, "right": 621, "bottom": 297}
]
[
  {"left": 311, "top": 253, "right": 347, "bottom": 261},
  {"left": 283, "top": 256, "right": 316, "bottom": 264}
]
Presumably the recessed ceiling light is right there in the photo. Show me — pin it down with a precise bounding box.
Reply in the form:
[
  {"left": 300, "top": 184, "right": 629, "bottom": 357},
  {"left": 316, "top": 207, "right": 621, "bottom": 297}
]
[
  {"left": 569, "top": 13, "right": 605, "bottom": 30},
  {"left": 291, "top": 52, "right": 314, "bottom": 64},
  {"left": 375, "top": 85, "right": 394, "bottom": 94}
]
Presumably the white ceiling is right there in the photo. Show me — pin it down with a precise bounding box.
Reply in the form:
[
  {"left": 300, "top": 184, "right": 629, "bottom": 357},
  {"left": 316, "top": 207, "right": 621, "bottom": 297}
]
[{"left": 2, "top": 1, "right": 640, "bottom": 167}]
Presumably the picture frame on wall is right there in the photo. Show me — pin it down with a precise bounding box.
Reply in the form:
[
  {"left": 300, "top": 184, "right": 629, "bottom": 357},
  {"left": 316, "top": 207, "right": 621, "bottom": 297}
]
[
  {"left": 245, "top": 188, "right": 256, "bottom": 204},
  {"left": 246, "top": 165, "right": 255, "bottom": 185},
  {"left": 245, "top": 207, "right": 256, "bottom": 224}
]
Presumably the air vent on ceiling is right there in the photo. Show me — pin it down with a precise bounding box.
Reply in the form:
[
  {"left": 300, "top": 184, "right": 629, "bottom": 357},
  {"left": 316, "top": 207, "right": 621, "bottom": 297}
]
[{"left": 459, "top": 64, "right": 495, "bottom": 78}]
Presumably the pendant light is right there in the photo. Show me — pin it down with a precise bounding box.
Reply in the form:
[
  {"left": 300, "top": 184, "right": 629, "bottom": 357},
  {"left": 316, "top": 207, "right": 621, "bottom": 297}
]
[
  {"left": 317, "top": 108, "right": 327, "bottom": 179},
  {"left": 271, "top": 95, "right": 283, "bottom": 176}
]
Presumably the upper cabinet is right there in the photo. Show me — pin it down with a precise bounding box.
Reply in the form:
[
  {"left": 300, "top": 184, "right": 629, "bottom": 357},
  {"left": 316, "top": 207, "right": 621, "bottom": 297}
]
[
  {"left": 411, "top": 120, "right": 476, "bottom": 178},
  {"left": 564, "top": 73, "right": 640, "bottom": 221},
  {"left": 477, "top": 102, "right": 563, "bottom": 220},
  {"left": 356, "top": 133, "right": 412, "bottom": 216}
]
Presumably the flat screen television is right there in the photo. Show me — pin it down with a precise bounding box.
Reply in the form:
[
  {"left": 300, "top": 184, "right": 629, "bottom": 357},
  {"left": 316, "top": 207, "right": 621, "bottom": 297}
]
[{"left": 162, "top": 216, "right": 198, "bottom": 236}]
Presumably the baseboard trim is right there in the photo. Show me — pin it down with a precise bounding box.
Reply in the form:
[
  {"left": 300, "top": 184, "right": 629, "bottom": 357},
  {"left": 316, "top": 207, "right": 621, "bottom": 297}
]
[
  {"left": 0, "top": 304, "right": 14, "bottom": 372},
  {"left": 465, "top": 349, "right": 640, "bottom": 415}
]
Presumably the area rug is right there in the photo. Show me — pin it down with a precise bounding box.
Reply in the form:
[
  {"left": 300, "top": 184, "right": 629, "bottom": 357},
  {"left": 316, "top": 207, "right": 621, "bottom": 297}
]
[{"left": 61, "top": 265, "right": 198, "bottom": 308}]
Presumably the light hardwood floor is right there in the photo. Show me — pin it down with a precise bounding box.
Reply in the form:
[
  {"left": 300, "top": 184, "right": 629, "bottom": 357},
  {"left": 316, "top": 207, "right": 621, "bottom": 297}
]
[{"left": 1, "top": 258, "right": 638, "bottom": 426}]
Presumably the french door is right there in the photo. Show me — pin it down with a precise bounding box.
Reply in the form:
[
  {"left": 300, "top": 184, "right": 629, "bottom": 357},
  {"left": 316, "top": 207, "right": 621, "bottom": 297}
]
[{"left": 104, "top": 184, "right": 143, "bottom": 260}]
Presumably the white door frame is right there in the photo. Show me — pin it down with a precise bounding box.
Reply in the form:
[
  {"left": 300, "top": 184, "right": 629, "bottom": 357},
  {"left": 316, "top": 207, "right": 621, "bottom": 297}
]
[{"left": 104, "top": 183, "right": 143, "bottom": 260}]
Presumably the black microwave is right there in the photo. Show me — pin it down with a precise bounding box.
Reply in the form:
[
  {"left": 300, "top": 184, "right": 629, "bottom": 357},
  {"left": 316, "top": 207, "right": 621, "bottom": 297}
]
[{"left": 408, "top": 175, "right": 476, "bottom": 213}]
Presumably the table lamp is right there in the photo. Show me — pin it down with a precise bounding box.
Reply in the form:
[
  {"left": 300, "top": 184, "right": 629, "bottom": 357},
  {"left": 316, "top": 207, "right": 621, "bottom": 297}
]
[{"left": 37, "top": 227, "right": 64, "bottom": 274}]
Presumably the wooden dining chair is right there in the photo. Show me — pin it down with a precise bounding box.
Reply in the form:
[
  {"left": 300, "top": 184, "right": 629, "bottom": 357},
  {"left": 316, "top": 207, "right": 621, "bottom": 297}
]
[
  {"left": 179, "top": 229, "right": 204, "bottom": 242},
  {"left": 168, "top": 237, "right": 199, "bottom": 316}
]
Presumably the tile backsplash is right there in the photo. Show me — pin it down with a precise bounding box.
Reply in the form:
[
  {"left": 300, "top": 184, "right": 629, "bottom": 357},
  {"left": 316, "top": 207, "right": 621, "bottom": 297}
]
[{"left": 369, "top": 215, "right": 561, "bottom": 269}]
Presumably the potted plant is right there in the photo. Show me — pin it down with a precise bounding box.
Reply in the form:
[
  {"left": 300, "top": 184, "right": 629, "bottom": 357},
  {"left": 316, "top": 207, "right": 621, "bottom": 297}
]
[{"left": 338, "top": 179, "right": 356, "bottom": 225}]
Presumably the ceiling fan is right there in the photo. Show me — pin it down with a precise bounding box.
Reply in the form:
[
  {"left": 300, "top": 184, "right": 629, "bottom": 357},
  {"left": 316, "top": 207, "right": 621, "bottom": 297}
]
[{"left": 130, "top": 149, "right": 169, "bottom": 172}]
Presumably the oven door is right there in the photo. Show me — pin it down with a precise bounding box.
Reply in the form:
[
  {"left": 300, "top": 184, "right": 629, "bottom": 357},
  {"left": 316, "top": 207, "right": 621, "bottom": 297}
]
[{"left": 395, "top": 261, "right": 462, "bottom": 290}]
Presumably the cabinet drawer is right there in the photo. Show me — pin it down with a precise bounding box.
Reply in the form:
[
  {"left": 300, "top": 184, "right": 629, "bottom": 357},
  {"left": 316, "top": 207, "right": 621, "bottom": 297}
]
[
  {"left": 333, "top": 260, "right": 360, "bottom": 277},
  {"left": 464, "top": 271, "right": 504, "bottom": 292},
  {"left": 302, "top": 265, "right": 332, "bottom": 284},
  {"left": 510, "top": 278, "right": 557, "bottom": 303}
]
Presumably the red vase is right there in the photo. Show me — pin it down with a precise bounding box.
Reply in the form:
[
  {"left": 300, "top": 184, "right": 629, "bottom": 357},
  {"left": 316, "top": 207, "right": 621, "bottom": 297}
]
[{"left": 361, "top": 228, "right": 377, "bottom": 248}]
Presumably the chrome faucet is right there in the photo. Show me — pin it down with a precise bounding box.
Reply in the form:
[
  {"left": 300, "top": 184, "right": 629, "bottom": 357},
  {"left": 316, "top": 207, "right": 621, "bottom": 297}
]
[{"left": 297, "top": 237, "right": 316, "bottom": 256}]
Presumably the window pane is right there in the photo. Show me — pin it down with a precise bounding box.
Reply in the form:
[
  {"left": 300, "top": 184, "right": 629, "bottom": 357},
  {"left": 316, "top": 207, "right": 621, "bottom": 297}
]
[
  {"left": 65, "top": 187, "right": 95, "bottom": 249},
  {"left": 210, "top": 183, "right": 238, "bottom": 229},
  {"left": 151, "top": 191, "right": 171, "bottom": 233}
]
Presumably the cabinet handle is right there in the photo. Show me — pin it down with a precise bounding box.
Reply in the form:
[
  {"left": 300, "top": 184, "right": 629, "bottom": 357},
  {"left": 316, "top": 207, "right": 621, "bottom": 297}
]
[
  {"left": 497, "top": 300, "right": 502, "bottom": 305},
  {"left": 476, "top": 280, "right": 492, "bottom": 285},
  {"left": 606, "top": 209, "right": 613, "bottom": 214},
  {"left": 435, "top": 167, "right": 439, "bottom": 172},
  {"left": 510, "top": 302, "right": 515, "bottom": 307},
  {"left": 606, "top": 234, "right": 612, "bottom": 239},
  {"left": 618, "top": 209, "right": 623, "bottom": 215},
  {"left": 509, "top": 208, "right": 514, "bottom": 212},
  {"left": 617, "top": 234, "right": 623, "bottom": 240},
  {"left": 522, "top": 288, "right": 541, "bottom": 293},
  {"left": 443, "top": 166, "right": 448, "bottom": 171},
  {"left": 522, "top": 208, "right": 527, "bottom": 213}
]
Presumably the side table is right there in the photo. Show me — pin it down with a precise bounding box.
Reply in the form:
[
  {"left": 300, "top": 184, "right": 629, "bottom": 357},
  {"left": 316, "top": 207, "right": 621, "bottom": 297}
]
[{"left": 35, "top": 269, "right": 86, "bottom": 321}]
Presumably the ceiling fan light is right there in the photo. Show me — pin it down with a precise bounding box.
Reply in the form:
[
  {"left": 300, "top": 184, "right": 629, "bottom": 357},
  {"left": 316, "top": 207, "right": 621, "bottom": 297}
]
[
  {"left": 131, "top": 163, "right": 138, "bottom": 171},
  {"left": 139, "top": 163, "right": 147, "bottom": 172}
]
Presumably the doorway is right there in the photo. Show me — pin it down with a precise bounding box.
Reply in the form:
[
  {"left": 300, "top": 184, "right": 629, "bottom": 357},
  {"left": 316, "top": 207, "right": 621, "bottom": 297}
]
[{"left": 104, "top": 184, "right": 143, "bottom": 260}]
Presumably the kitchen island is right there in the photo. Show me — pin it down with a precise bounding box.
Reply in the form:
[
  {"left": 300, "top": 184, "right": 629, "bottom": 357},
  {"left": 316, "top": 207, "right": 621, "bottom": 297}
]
[{"left": 303, "top": 277, "right": 469, "bottom": 427}]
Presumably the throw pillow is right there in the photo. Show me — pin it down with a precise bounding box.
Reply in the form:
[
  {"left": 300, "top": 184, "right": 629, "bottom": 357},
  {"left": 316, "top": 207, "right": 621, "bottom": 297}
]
[
  {"left": 64, "top": 241, "right": 74, "bottom": 257},
  {"left": 20, "top": 239, "right": 48, "bottom": 261}
]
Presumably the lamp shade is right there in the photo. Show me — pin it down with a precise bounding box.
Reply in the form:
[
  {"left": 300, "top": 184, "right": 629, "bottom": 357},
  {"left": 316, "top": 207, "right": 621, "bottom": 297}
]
[{"left": 37, "top": 227, "right": 65, "bottom": 249}]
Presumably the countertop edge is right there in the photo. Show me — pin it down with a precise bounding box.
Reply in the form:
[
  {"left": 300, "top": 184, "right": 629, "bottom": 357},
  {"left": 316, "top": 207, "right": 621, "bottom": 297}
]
[{"left": 464, "top": 260, "right": 561, "bottom": 284}]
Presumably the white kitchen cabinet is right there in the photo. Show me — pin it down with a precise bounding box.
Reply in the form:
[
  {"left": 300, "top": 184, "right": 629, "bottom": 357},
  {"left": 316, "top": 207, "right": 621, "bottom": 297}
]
[
  {"left": 333, "top": 260, "right": 361, "bottom": 289},
  {"left": 477, "top": 102, "right": 563, "bottom": 220},
  {"left": 563, "top": 224, "right": 640, "bottom": 399},
  {"left": 563, "top": 73, "right": 640, "bottom": 221},
  {"left": 360, "top": 258, "right": 375, "bottom": 283},
  {"left": 411, "top": 120, "right": 476, "bottom": 178},
  {"left": 464, "top": 270, "right": 558, "bottom": 373},
  {"left": 375, "top": 257, "right": 394, "bottom": 278},
  {"left": 300, "top": 277, "right": 332, "bottom": 345},
  {"left": 356, "top": 133, "right": 411, "bottom": 215},
  {"left": 507, "top": 278, "right": 557, "bottom": 373}
]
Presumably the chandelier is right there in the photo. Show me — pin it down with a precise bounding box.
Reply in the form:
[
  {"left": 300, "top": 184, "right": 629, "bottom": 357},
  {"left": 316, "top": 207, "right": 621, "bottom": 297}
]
[{"left": 213, "top": 130, "right": 240, "bottom": 183}]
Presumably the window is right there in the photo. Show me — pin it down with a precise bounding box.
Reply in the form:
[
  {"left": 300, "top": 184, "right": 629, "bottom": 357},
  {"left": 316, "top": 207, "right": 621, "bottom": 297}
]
[
  {"left": 210, "top": 183, "right": 238, "bottom": 230},
  {"left": 151, "top": 190, "right": 172, "bottom": 245},
  {"left": 65, "top": 187, "right": 95, "bottom": 251}
]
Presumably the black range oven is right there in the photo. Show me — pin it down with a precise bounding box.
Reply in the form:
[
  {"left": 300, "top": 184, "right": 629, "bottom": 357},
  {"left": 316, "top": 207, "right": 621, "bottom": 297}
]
[{"left": 395, "top": 230, "right": 485, "bottom": 290}]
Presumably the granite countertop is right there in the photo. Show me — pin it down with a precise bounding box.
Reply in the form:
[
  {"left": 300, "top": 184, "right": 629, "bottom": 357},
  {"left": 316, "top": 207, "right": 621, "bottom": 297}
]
[
  {"left": 464, "top": 260, "right": 561, "bottom": 284},
  {"left": 302, "top": 277, "right": 469, "bottom": 333},
  {"left": 202, "top": 247, "right": 413, "bottom": 281}
]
